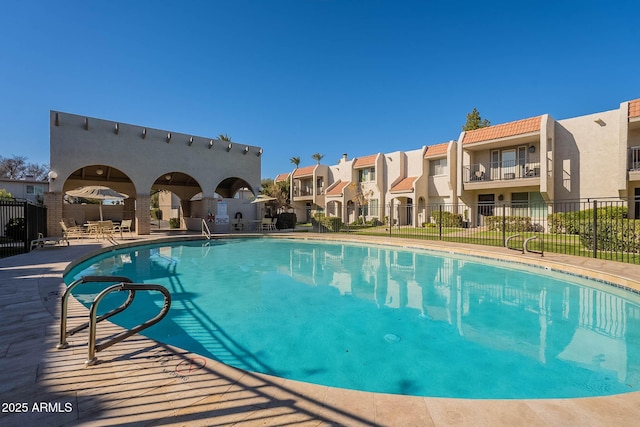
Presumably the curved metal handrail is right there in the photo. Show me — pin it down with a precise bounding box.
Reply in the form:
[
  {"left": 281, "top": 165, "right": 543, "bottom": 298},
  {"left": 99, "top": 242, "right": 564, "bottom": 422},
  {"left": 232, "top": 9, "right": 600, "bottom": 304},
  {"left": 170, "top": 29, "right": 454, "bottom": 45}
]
[
  {"left": 58, "top": 275, "right": 134, "bottom": 349},
  {"left": 86, "top": 283, "right": 171, "bottom": 366},
  {"left": 524, "top": 236, "right": 544, "bottom": 256},
  {"left": 504, "top": 234, "right": 522, "bottom": 253}
]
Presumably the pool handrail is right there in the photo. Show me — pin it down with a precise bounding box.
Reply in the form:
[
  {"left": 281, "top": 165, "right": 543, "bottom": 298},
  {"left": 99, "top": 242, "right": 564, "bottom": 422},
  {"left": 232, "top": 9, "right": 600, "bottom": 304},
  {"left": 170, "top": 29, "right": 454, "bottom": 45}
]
[
  {"left": 202, "top": 219, "right": 211, "bottom": 239},
  {"left": 86, "top": 282, "right": 171, "bottom": 366},
  {"left": 57, "top": 275, "right": 134, "bottom": 349}
]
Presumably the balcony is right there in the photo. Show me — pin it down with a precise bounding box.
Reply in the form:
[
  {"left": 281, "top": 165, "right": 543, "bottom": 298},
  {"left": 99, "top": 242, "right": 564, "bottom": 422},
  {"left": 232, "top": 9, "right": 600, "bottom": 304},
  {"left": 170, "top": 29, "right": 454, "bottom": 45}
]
[
  {"left": 463, "top": 158, "right": 541, "bottom": 189},
  {"left": 628, "top": 146, "right": 640, "bottom": 181},
  {"left": 630, "top": 147, "right": 640, "bottom": 171}
]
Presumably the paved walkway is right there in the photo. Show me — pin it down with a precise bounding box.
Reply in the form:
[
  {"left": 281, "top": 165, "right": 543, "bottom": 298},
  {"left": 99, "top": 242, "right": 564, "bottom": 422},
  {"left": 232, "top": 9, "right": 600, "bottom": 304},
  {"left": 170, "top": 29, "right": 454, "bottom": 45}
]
[{"left": 2, "top": 232, "right": 640, "bottom": 426}]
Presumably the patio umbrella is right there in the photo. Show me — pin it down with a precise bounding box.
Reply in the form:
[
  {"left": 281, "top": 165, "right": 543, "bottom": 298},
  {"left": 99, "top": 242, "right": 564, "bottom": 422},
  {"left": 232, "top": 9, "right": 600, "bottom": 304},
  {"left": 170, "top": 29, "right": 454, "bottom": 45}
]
[
  {"left": 65, "top": 186, "right": 129, "bottom": 220},
  {"left": 248, "top": 195, "right": 277, "bottom": 204}
]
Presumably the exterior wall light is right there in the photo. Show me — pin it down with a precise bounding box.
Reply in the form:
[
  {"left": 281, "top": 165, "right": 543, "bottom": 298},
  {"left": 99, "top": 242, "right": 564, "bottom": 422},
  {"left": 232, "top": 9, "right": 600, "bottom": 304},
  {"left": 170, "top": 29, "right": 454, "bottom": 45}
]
[
  {"left": 115, "top": 123, "right": 119, "bottom": 135},
  {"left": 528, "top": 146, "right": 535, "bottom": 153},
  {"left": 188, "top": 136, "right": 194, "bottom": 146},
  {"left": 48, "top": 171, "right": 58, "bottom": 181},
  {"left": 165, "top": 174, "right": 172, "bottom": 181},
  {"left": 227, "top": 143, "right": 232, "bottom": 152},
  {"left": 84, "top": 117, "right": 89, "bottom": 130},
  {"left": 167, "top": 132, "right": 172, "bottom": 143},
  {"left": 142, "top": 128, "right": 147, "bottom": 139},
  {"left": 208, "top": 139, "right": 214, "bottom": 149},
  {"left": 257, "top": 148, "right": 263, "bottom": 157},
  {"left": 243, "top": 146, "right": 249, "bottom": 154},
  {"left": 96, "top": 168, "right": 104, "bottom": 176}
]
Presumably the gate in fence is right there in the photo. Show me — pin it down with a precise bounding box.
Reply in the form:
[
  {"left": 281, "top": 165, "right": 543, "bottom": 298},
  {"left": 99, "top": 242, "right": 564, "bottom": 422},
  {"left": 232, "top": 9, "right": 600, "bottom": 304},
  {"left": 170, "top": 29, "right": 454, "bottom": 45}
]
[{"left": 0, "top": 199, "right": 47, "bottom": 258}]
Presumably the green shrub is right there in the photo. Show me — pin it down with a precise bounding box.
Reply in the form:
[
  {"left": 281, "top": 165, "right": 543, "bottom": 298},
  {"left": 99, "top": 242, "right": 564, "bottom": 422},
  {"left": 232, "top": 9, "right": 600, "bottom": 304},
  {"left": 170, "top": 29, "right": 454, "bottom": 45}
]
[
  {"left": 276, "top": 212, "right": 297, "bottom": 229},
  {"left": 579, "top": 218, "right": 640, "bottom": 253},
  {"left": 5, "top": 217, "right": 25, "bottom": 241},
  {"left": 548, "top": 206, "right": 627, "bottom": 234},
  {"left": 313, "top": 213, "right": 343, "bottom": 231},
  {"left": 169, "top": 217, "right": 180, "bottom": 228},
  {"left": 431, "top": 211, "right": 463, "bottom": 228},
  {"left": 151, "top": 208, "right": 162, "bottom": 220},
  {"left": 486, "top": 215, "right": 535, "bottom": 232}
]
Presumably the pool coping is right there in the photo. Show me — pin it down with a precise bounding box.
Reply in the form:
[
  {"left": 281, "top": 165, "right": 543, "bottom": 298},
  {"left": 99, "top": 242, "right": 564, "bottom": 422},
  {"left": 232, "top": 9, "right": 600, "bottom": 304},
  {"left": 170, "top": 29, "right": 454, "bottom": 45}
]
[{"left": 3, "top": 232, "right": 640, "bottom": 426}]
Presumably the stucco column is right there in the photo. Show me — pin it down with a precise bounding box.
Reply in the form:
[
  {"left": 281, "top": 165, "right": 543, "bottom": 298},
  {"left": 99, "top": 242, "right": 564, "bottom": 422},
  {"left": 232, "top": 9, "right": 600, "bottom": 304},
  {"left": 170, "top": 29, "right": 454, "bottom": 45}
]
[
  {"left": 136, "top": 194, "right": 151, "bottom": 235},
  {"left": 123, "top": 197, "right": 136, "bottom": 231},
  {"left": 44, "top": 192, "right": 63, "bottom": 237}
]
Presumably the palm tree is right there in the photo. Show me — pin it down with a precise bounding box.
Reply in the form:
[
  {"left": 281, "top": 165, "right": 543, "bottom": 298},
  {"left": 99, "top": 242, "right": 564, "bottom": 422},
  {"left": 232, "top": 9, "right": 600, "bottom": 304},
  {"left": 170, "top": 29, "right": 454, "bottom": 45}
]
[
  {"left": 290, "top": 156, "right": 301, "bottom": 169},
  {"left": 218, "top": 133, "right": 232, "bottom": 142},
  {"left": 312, "top": 153, "right": 324, "bottom": 164}
]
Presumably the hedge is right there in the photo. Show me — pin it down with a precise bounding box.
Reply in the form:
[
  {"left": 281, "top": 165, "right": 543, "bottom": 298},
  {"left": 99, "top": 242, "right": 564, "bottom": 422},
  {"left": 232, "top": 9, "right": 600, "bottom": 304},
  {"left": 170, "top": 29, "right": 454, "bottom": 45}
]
[
  {"left": 548, "top": 206, "right": 627, "bottom": 234},
  {"left": 485, "top": 215, "right": 536, "bottom": 232},
  {"left": 579, "top": 219, "right": 640, "bottom": 253},
  {"left": 431, "top": 211, "right": 463, "bottom": 228},
  {"left": 276, "top": 212, "right": 297, "bottom": 229},
  {"left": 312, "top": 213, "right": 342, "bottom": 232}
]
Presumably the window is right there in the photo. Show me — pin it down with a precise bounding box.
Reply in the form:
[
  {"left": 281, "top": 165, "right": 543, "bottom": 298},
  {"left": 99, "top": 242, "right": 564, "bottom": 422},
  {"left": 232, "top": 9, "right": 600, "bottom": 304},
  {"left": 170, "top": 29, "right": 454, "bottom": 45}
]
[
  {"left": 358, "top": 167, "right": 375, "bottom": 182},
  {"left": 26, "top": 185, "right": 35, "bottom": 194},
  {"left": 511, "top": 192, "right": 528, "bottom": 217},
  {"left": 430, "top": 158, "right": 447, "bottom": 176},
  {"left": 369, "top": 199, "right": 379, "bottom": 217}
]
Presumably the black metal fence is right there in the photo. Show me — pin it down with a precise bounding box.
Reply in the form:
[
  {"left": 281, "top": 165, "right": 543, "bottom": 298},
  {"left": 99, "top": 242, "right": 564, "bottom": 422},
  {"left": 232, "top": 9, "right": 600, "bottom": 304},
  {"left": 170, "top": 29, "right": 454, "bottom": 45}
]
[
  {"left": 0, "top": 199, "right": 47, "bottom": 258},
  {"left": 313, "top": 198, "right": 640, "bottom": 264}
]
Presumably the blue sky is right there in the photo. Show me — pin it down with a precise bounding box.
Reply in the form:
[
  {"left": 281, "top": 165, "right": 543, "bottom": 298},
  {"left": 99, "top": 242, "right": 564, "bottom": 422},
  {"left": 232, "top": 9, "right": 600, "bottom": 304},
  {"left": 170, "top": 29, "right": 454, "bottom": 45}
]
[{"left": 1, "top": 0, "right": 639, "bottom": 180}]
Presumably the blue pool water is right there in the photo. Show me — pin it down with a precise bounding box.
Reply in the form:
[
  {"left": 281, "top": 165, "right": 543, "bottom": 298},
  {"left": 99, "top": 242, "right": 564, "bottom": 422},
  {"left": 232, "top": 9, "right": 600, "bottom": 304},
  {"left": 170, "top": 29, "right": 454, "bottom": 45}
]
[{"left": 65, "top": 238, "right": 640, "bottom": 399}]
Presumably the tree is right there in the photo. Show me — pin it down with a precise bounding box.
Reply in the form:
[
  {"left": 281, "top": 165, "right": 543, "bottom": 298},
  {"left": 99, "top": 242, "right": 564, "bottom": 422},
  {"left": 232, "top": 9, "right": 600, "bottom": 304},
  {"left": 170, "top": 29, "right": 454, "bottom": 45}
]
[
  {"left": 0, "top": 189, "right": 13, "bottom": 200},
  {"left": 290, "top": 156, "right": 301, "bottom": 169},
  {"left": 462, "top": 108, "right": 491, "bottom": 131},
  {"left": 0, "top": 155, "right": 49, "bottom": 180},
  {"left": 218, "top": 133, "right": 232, "bottom": 142},
  {"left": 312, "top": 153, "right": 324, "bottom": 164}
]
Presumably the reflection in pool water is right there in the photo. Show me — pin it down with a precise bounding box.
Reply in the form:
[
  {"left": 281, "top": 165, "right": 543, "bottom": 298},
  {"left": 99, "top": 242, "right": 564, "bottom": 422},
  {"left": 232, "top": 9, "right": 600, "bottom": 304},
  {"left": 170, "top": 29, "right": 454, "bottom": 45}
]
[{"left": 66, "top": 239, "right": 640, "bottom": 399}]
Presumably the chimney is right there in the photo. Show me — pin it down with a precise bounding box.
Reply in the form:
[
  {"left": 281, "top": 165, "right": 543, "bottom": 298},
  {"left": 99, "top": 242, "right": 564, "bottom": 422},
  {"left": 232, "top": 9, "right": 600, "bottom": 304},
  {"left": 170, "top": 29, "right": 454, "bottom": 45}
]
[{"left": 341, "top": 153, "right": 348, "bottom": 162}]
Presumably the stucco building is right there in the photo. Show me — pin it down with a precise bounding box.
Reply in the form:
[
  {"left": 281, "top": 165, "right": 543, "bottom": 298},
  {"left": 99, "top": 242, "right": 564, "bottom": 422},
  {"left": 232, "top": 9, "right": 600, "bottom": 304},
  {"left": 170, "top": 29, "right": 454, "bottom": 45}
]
[
  {"left": 47, "top": 111, "right": 263, "bottom": 236},
  {"left": 276, "top": 97, "right": 640, "bottom": 227}
]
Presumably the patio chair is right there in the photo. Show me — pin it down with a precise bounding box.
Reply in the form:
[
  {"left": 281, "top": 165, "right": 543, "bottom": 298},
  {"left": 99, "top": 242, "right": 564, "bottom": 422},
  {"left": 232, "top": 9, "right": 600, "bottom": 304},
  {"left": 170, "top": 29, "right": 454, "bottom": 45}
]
[
  {"left": 261, "top": 217, "right": 276, "bottom": 232},
  {"left": 60, "top": 221, "right": 85, "bottom": 239},
  {"left": 86, "top": 221, "right": 100, "bottom": 239},
  {"left": 97, "top": 220, "right": 116, "bottom": 239},
  {"left": 113, "top": 219, "right": 133, "bottom": 238}
]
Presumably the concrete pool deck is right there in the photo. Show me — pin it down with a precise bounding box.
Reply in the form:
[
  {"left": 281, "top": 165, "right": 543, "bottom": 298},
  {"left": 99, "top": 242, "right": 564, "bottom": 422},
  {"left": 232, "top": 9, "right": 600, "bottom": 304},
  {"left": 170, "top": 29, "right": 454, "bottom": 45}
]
[{"left": 2, "top": 232, "right": 640, "bottom": 426}]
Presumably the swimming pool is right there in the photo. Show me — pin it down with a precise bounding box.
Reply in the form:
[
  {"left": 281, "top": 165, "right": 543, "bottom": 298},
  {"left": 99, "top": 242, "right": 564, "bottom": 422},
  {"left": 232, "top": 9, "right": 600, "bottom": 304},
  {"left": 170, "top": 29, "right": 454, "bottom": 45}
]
[{"left": 65, "top": 238, "right": 640, "bottom": 399}]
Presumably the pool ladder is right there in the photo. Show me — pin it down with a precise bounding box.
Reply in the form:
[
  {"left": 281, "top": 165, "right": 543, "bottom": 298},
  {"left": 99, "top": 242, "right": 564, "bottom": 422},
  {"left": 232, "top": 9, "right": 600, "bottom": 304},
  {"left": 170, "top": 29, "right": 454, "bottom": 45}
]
[
  {"left": 505, "top": 234, "right": 544, "bottom": 256},
  {"left": 57, "top": 275, "right": 171, "bottom": 366}
]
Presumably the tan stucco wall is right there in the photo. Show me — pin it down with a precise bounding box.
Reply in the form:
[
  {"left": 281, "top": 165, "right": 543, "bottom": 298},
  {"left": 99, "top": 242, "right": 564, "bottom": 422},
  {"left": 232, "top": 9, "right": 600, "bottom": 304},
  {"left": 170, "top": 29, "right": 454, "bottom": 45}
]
[
  {"left": 49, "top": 111, "right": 262, "bottom": 235},
  {"left": 554, "top": 109, "right": 621, "bottom": 200}
]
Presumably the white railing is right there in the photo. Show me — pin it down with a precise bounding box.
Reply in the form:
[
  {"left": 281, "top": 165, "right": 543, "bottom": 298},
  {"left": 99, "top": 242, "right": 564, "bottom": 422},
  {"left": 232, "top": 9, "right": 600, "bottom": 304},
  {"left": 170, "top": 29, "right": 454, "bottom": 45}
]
[{"left": 202, "top": 219, "right": 211, "bottom": 239}]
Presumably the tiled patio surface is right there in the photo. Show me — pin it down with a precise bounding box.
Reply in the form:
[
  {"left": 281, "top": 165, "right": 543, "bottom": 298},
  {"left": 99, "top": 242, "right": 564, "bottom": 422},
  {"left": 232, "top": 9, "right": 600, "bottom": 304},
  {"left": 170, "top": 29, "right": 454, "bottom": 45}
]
[{"left": 2, "top": 232, "right": 640, "bottom": 426}]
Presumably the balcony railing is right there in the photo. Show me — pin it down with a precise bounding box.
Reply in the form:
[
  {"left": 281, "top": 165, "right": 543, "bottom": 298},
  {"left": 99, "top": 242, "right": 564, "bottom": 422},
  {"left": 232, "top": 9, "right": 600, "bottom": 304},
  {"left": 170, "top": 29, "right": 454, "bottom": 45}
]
[
  {"left": 463, "top": 159, "right": 541, "bottom": 183},
  {"left": 629, "top": 146, "right": 640, "bottom": 171},
  {"left": 292, "top": 187, "right": 324, "bottom": 197}
]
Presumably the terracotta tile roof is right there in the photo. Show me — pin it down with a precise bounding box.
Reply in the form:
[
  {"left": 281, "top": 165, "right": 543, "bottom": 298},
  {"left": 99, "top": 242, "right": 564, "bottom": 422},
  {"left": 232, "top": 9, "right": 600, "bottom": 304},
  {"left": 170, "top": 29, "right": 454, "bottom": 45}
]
[
  {"left": 274, "top": 173, "right": 290, "bottom": 183},
  {"left": 629, "top": 99, "right": 640, "bottom": 118},
  {"left": 390, "top": 177, "right": 417, "bottom": 193},
  {"left": 353, "top": 154, "right": 377, "bottom": 168},
  {"left": 424, "top": 143, "right": 449, "bottom": 158},
  {"left": 326, "top": 180, "right": 350, "bottom": 197},
  {"left": 462, "top": 116, "right": 542, "bottom": 145},
  {"left": 292, "top": 165, "right": 315, "bottom": 177}
]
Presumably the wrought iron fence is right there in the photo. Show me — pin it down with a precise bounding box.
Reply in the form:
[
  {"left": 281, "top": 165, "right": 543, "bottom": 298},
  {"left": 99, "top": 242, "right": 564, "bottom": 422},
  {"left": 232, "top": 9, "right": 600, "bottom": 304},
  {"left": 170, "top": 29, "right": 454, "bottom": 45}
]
[
  {"left": 312, "top": 198, "right": 640, "bottom": 264},
  {"left": 0, "top": 199, "right": 47, "bottom": 258}
]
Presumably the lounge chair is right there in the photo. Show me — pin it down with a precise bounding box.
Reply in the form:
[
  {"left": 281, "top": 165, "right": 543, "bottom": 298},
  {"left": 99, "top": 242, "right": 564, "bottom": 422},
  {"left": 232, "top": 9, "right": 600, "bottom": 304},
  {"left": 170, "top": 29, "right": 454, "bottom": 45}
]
[
  {"left": 60, "top": 221, "right": 85, "bottom": 239},
  {"left": 30, "top": 232, "right": 69, "bottom": 250},
  {"left": 113, "top": 219, "right": 133, "bottom": 238}
]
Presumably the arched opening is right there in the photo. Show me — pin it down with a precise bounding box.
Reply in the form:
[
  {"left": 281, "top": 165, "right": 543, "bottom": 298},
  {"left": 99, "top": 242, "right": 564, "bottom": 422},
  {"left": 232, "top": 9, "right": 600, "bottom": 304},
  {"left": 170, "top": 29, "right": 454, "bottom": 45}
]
[
  {"left": 151, "top": 172, "right": 203, "bottom": 230},
  {"left": 62, "top": 164, "right": 136, "bottom": 227}
]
